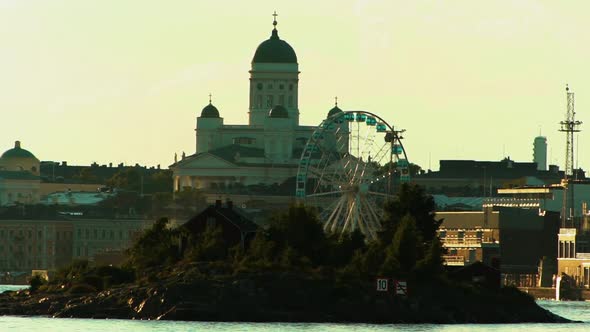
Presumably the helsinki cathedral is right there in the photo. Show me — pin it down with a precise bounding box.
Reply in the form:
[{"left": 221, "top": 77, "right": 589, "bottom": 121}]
[{"left": 170, "top": 14, "right": 344, "bottom": 191}]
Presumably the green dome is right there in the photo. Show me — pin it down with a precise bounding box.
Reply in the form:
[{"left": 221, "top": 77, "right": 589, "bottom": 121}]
[
  {"left": 201, "top": 103, "right": 220, "bottom": 118},
  {"left": 252, "top": 29, "right": 297, "bottom": 64},
  {"left": 269, "top": 105, "right": 289, "bottom": 118},
  {"left": 1, "top": 141, "right": 36, "bottom": 159},
  {"left": 328, "top": 105, "right": 343, "bottom": 117}
]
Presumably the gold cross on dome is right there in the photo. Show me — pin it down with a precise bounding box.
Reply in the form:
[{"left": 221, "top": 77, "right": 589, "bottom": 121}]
[{"left": 273, "top": 11, "right": 278, "bottom": 26}]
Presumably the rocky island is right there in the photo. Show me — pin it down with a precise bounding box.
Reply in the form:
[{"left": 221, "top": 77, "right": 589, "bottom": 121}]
[{"left": 0, "top": 185, "right": 572, "bottom": 324}]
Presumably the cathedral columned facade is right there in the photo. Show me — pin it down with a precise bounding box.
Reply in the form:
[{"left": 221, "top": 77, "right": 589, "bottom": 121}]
[{"left": 171, "top": 16, "right": 342, "bottom": 191}]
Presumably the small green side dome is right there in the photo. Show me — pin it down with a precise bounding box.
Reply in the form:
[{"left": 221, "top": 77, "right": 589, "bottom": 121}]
[
  {"left": 252, "top": 29, "right": 297, "bottom": 64},
  {"left": 1, "top": 141, "right": 36, "bottom": 159},
  {"left": 328, "top": 105, "right": 343, "bottom": 117},
  {"left": 201, "top": 103, "right": 220, "bottom": 118},
  {"left": 269, "top": 105, "right": 289, "bottom": 118}
]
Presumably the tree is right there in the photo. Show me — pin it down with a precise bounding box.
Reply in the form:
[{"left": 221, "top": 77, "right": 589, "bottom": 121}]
[
  {"left": 186, "top": 224, "right": 227, "bottom": 262},
  {"left": 415, "top": 236, "right": 445, "bottom": 278},
  {"left": 380, "top": 214, "right": 421, "bottom": 277},
  {"left": 266, "top": 205, "right": 329, "bottom": 265},
  {"left": 380, "top": 183, "right": 442, "bottom": 244},
  {"left": 127, "top": 218, "right": 179, "bottom": 269},
  {"left": 107, "top": 169, "right": 142, "bottom": 191}
]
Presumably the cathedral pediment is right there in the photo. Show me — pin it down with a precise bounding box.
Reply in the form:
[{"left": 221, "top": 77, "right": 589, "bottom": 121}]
[{"left": 176, "top": 153, "right": 238, "bottom": 169}]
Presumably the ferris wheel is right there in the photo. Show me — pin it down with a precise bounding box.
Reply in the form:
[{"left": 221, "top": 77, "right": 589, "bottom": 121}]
[{"left": 295, "top": 110, "right": 410, "bottom": 241}]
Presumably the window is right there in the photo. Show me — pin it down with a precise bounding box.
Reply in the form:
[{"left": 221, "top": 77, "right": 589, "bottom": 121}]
[
  {"left": 77, "top": 229, "right": 81, "bottom": 239},
  {"left": 288, "top": 95, "right": 293, "bottom": 107},
  {"left": 93, "top": 230, "right": 97, "bottom": 239},
  {"left": 38, "top": 230, "right": 42, "bottom": 238},
  {"left": 77, "top": 247, "right": 81, "bottom": 256},
  {"left": 267, "top": 83, "right": 273, "bottom": 89},
  {"left": 233, "top": 137, "right": 256, "bottom": 145},
  {"left": 85, "top": 229, "right": 89, "bottom": 239},
  {"left": 266, "top": 95, "right": 273, "bottom": 107},
  {"left": 28, "top": 230, "right": 32, "bottom": 239},
  {"left": 256, "top": 83, "right": 263, "bottom": 90},
  {"left": 102, "top": 230, "right": 106, "bottom": 239},
  {"left": 289, "top": 84, "right": 293, "bottom": 91},
  {"left": 110, "top": 231, "right": 114, "bottom": 240},
  {"left": 279, "top": 84, "right": 284, "bottom": 90},
  {"left": 256, "top": 95, "right": 262, "bottom": 108},
  {"left": 279, "top": 95, "right": 285, "bottom": 106},
  {"left": 56, "top": 232, "right": 60, "bottom": 241}
]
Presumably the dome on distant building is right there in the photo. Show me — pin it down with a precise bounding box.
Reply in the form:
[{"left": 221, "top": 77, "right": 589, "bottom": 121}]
[
  {"left": 328, "top": 105, "right": 343, "bottom": 118},
  {"left": 0, "top": 141, "right": 40, "bottom": 175},
  {"left": 252, "top": 15, "right": 297, "bottom": 64},
  {"left": 268, "top": 105, "right": 289, "bottom": 118},
  {"left": 1, "top": 141, "right": 36, "bottom": 159},
  {"left": 201, "top": 103, "right": 220, "bottom": 118}
]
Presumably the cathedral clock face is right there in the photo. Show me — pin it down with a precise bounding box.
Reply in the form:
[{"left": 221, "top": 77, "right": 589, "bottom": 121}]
[{"left": 257, "top": 83, "right": 263, "bottom": 90}]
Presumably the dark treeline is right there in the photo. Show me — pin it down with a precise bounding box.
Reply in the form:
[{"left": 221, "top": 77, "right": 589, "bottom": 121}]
[{"left": 35, "top": 183, "right": 446, "bottom": 293}]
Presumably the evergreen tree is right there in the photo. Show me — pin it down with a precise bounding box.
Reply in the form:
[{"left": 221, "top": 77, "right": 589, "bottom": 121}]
[
  {"left": 381, "top": 214, "right": 422, "bottom": 277},
  {"left": 380, "top": 183, "right": 441, "bottom": 244}
]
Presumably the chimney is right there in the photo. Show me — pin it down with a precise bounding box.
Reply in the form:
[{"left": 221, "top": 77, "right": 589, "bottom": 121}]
[{"left": 14, "top": 141, "right": 21, "bottom": 149}]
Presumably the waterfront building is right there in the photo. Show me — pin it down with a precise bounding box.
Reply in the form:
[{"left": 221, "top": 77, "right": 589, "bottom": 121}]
[
  {"left": 436, "top": 210, "right": 500, "bottom": 267},
  {"left": 414, "top": 158, "right": 564, "bottom": 196},
  {"left": 0, "top": 216, "right": 151, "bottom": 275},
  {"left": 170, "top": 16, "right": 343, "bottom": 192},
  {"left": 557, "top": 223, "right": 590, "bottom": 288},
  {"left": 0, "top": 141, "right": 41, "bottom": 206}
]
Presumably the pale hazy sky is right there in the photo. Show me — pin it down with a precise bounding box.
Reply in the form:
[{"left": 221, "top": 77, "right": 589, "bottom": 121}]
[{"left": 1, "top": 0, "right": 589, "bottom": 171}]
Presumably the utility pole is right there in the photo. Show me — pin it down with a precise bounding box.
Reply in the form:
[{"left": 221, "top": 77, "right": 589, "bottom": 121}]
[{"left": 559, "top": 85, "right": 582, "bottom": 227}]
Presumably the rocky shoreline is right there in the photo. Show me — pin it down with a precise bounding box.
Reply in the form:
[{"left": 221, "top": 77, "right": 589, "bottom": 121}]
[{"left": 0, "top": 266, "right": 573, "bottom": 324}]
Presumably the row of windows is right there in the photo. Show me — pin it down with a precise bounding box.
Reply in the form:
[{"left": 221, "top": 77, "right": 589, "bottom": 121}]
[
  {"left": 0, "top": 244, "right": 43, "bottom": 254},
  {"left": 233, "top": 137, "right": 256, "bottom": 145},
  {"left": 256, "top": 82, "right": 294, "bottom": 91},
  {"left": 255, "top": 95, "right": 295, "bottom": 108},
  {"left": 0, "top": 259, "right": 42, "bottom": 268},
  {"left": 0, "top": 229, "right": 43, "bottom": 240},
  {"left": 76, "top": 228, "right": 129, "bottom": 241}
]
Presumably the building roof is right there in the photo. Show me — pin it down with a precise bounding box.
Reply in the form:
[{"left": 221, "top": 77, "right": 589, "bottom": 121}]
[
  {"left": 0, "top": 171, "right": 40, "bottom": 181},
  {"left": 1, "top": 141, "right": 37, "bottom": 160},
  {"left": 252, "top": 25, "right": 297, "bottom": 64},
  {"left": 172, "top": 144, "right": 266, "bottom": 168},
  {"left": 268, "top": 105, "right": 289, "bottom": 118},
  {"left": 436, "top": 211, "right": 499, "bottom": 229},
  {"left": 327, "top": 105, "right": 343, "bottom": 118},
  {"left": 182, "top": 203, "right": 259, "bottom": 234},
  {"left": 42, "top": 191, "right": 114, "bottom": 206},
  {"left": 201, "top": 103, "right": 220, "bottom": 118},
  {"left": 209, "top": 144, "right": 265, "bottom": 162},
  {"left": 433, "top": 194, "right": 483, "bottom": 211}
]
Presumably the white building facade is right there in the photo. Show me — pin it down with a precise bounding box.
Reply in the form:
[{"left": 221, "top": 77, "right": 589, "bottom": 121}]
[{"left": 171, "top": 17, "right": 342, "bottom": 191}]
